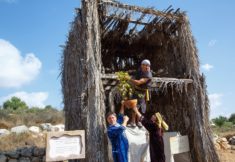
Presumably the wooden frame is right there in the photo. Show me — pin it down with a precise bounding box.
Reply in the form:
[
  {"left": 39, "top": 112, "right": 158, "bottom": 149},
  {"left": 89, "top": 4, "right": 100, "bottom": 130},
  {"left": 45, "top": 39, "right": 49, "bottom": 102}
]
[{"left": 46, "top": 130, "right": 85, "bottom": 162}]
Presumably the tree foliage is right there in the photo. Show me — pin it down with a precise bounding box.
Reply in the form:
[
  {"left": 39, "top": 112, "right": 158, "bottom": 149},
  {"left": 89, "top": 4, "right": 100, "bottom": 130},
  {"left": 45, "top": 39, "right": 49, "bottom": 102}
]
[
  {"left": 3, "top": 97, "right": 28, "bottom": 110},
  {"left": 212, "top": 116, "right": 228, "bottom": 127},
  {"left": 228, "top": 113, "right": 235, "bottom": 124},
  {"left": 44, "top": 105, "right": 54, "bottom": 110}
]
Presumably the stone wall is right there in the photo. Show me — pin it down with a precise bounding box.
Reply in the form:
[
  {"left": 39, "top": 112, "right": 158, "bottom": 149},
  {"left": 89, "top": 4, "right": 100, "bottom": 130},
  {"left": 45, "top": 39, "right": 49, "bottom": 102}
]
[
  {"left": 0, "top": 146, "right": 45, "bottom": 162},
  {"left": 214, "top": 136, "right": 235, "bottom": 150}
]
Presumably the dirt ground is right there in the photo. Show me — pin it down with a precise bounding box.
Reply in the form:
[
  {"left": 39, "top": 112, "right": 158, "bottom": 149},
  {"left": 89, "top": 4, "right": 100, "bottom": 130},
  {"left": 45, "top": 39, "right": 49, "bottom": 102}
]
[{"left": 217, "top": 149, "right": 235, "bottom": 162}]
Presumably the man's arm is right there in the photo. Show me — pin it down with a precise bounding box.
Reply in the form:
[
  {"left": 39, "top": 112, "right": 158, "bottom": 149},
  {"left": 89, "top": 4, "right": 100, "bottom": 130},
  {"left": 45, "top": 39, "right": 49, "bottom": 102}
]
[{"left": 130, "top": 78, "right": 150, "bottom": 86}]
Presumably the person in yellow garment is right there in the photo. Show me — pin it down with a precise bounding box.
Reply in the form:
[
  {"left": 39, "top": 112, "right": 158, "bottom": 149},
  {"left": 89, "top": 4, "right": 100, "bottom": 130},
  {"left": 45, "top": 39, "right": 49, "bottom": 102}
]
[
  {"left": 127, "top": 59, "right": 152, "bottom": 127},
  {"left": 131, "top": 106, "right": 168, "bottom": 162}
]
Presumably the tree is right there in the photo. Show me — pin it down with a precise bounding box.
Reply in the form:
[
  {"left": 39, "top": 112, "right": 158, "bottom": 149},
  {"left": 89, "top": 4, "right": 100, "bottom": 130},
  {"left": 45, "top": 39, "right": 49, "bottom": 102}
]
[
  {"left": 3, "top": 97, "right": 28, "bottom": 110},
  {"left": 229, "top": 113, "right": 235, "bottom": 124},
  {"left": 212, "top": 116, "right": 228, "bottom": 127},
  {"left": 44, "top": 105, "right": 54, "bottom": 110}
]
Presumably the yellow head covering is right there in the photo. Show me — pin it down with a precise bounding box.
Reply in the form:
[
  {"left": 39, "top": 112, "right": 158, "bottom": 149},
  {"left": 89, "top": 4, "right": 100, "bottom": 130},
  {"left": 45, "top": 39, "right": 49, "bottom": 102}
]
[{"left": 155, "top": 112, "right": 169, "bottom": 131}]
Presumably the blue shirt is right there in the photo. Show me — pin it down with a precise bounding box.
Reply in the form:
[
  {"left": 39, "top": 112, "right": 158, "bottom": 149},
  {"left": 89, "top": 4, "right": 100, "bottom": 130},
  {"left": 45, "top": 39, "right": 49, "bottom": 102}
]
[{"left": 107, "top": 114, "right": 129, "bottom": 162}]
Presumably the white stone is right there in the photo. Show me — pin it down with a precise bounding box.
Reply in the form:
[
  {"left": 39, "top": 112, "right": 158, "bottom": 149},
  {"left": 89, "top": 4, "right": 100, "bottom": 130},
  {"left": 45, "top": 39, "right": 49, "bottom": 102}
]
[
  {"left": 210, "top": 121, "right": 216, "bottom": 127},
  {"left": 29, "top": 126, "right": 41, "bottom": 133},
  {"left": 51, "top": 124, "right": 65, "bottom": 132},
  {"left": 11, "top": 125, "right": 29, "bottom": 134},
  {"left": 163, "top": 132, "right": 179, "bottom": 162},
  {"left": 221, "top": 137, "right": 228, "bottom": 142},
  {"left": 40, "top": 123, "right": 52, "bottom": 131},
  {"left": 51, "top": 126, "right": 59, "bottom": 132},
  {"left": 0, "top": 129, "right": 10, "bottom": 136}
]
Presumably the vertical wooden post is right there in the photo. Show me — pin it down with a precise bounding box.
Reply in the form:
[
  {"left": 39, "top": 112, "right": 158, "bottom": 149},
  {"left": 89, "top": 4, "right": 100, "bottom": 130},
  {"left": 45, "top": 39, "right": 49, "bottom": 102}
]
[
  {"left": 79, "top": 0, "right": 108, "bottom": 161},
  {"left": 63, "top": 0, "right": 108, "bottom": 161}
]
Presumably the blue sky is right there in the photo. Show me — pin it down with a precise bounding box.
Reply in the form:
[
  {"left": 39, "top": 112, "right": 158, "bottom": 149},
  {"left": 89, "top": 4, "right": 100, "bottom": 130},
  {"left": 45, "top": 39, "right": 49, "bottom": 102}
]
[{"left": 0, "top": 0, "right": 234, "bottom": 119}]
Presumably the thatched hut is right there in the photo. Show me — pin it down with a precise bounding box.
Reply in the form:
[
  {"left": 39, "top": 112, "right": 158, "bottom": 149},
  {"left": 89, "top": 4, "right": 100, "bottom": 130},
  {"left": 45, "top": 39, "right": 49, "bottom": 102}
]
[{"left": 61, "top": 0, "right": 219, "bottom": 162}]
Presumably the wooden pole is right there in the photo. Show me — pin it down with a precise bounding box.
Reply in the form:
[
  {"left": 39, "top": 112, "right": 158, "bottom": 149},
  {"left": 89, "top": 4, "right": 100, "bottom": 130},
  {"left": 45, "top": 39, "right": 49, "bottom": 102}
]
[{"left": 64, "top": 0, "right": 108, "bottom": 161}]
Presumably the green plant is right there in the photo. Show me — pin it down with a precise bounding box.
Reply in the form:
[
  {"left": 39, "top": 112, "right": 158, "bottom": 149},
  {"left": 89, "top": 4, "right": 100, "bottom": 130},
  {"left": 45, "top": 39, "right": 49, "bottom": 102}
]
[
  {"left": 229, "top": 113, "right": 235, "bottom": 124},
  {"left": 116, "top": 71, "right": 145, "bottom": 100},
  {"left": 212, "top": 116, "right": 228, "bottom": 127},
  {"left": 116, "top": 71, "right": 133, "bottom": 100},
  {"left": 3, "top": 97, "right": 28, "bottom": 110}
]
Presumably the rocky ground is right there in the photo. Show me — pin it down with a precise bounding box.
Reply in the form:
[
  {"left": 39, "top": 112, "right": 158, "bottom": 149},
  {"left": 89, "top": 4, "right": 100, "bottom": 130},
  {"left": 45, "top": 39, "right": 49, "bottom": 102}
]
[
  {"left": 1, "top": 124, "right": 235, "bottom": 161},
  {"left": 214, "top": 132, "right": 235, "bottom": 162},
  {"left": 217, "top": 150, "right": 235, "bottom": 162}
]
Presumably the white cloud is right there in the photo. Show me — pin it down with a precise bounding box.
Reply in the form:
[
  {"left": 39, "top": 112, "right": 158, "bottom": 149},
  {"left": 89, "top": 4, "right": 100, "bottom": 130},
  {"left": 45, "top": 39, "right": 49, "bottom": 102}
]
[
  {"left": 202, "top": 63, "right": 214, "bottom": 71},
  {"left": 208, "top": 39, "right": 217, "bottom": 47},
  {"left": 0, "top": 39, "right": 42, "bottom": 88},
  {"left": 0, "top": 91, "right": 48, "bottom": 108}
]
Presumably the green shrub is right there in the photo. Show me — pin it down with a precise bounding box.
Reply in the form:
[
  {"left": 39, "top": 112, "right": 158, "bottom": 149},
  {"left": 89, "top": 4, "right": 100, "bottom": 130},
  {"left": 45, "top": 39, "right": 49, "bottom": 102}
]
[
  {"left": 3, "top": 97, "right": 28, "bottom": 110},
  {"left": 229, "top": 113, "right": 235, "bottom": 124},
  {"left": 212, "top": 116, "right": 228, "bottom": 127},
  {"left": 0, "top": 109, "right": 10, "bottom": 119},
  {"left": 223, "top": 121, "right": 233, "bottom": 128},
  {"left": 0, "top": 106, "right": 64, "bottom": 127}
]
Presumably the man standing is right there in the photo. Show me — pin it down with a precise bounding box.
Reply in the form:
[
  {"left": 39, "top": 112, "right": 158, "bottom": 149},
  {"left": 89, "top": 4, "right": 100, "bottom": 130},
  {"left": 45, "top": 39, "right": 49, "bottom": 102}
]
[
  {"left": 107, "top": 102, "right": 129, "bottom": 162},
  {"left": 128, "top": 59, "right": 152, "bottom": 127}
]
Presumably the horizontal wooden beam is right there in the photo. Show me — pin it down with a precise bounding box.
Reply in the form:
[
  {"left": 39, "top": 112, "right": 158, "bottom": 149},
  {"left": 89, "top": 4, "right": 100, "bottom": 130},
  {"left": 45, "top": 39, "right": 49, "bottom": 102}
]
[
  {"left": 104, "top": 15, "right": 149, "bottom": 25},
  {"left": 101, "top": 74, "right": 193, "bottom": 84},
  {"left": 100, "top": 1, "right": 180, "bottom": 20},
  {"left": 151, "top": 77, "right": 193, "bottom": 84}
]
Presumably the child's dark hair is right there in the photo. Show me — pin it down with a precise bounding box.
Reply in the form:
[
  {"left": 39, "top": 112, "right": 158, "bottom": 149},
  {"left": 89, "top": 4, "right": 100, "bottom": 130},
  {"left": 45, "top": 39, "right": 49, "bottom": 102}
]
[{"left": 106, "top": 111, "right": 117, "bottom": 119}]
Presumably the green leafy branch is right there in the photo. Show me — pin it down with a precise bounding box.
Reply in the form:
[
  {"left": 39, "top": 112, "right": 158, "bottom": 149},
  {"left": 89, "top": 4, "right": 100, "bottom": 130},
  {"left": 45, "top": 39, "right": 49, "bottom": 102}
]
[{"left": 116, "top": 71, "right": 133, "bottom": 100}]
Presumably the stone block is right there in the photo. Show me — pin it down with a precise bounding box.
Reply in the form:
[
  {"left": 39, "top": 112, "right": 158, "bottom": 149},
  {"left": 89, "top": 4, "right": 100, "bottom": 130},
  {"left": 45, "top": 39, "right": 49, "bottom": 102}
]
[
  {"left": 11, "top": 125, "right": 28, "bottom": 134},
  {"left": 20, "top": 147, "right": 33, "bottom": 157},
  {"left": 6, "top": 150, "right": 19, "bottom": 159},
  {"left": 0, "top": 154, "right": 7, "bottom": 162},
  {"left": 33, "top": 147, "right": 45, "bottom": 157}
]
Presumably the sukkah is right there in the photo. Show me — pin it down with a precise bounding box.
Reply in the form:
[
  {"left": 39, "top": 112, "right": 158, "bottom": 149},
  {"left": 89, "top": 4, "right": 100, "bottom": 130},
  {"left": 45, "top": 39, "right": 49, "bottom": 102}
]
[{"left": 61, "top": 0, "right": 219, "bottom": 161}]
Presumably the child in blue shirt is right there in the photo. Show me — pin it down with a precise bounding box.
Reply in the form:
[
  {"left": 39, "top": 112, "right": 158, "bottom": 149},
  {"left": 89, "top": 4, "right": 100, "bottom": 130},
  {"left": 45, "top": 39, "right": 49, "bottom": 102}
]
[{"left": 107, "top": 102, "right": 129, "bottom": 162}]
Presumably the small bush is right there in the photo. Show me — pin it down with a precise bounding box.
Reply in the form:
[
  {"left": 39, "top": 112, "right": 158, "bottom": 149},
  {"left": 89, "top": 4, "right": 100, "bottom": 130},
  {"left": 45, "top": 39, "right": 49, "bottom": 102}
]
[
  {"left": 0, "top": 107, "right": 64, "bottom": 127},
  {"left": 0, "top": 119, "right": 13, "bottom": 129},
  {"left": 0, "top": 132, "right": 46, "bottom": 151},
  {"left": 0, "top": 109, "right": 13, "bottom": 119},
  {"left": 22, "top": 110, "right": 64, "bottom": 126},
  {"left": 229, "top": 113, "right": 235, "bottom": 124},
  {"left": 223, "top": 121, "right": 233, "bottom": 128},
  {"left": 212, "top": 116, "right": 228, "bottom": 127},
  {"left": 3, "top": 97, "right": 28, "bottom": 110}
]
